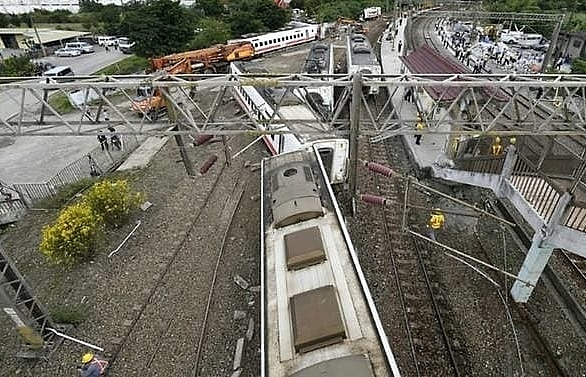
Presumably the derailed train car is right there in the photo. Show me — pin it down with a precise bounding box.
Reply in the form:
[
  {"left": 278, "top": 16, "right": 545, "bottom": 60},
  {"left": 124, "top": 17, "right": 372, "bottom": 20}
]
[{"left": 260, "top": 147, "right": 401, "bottom": 377}]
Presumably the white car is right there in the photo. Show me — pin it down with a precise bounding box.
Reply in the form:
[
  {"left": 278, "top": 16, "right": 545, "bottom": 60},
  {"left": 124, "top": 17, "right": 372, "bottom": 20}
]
[
  {"left": 65, "top": 42, "right": 95, "bottom": 54},
  {"left": 55, "top": 47, "right": 82, "bottom": 57}
]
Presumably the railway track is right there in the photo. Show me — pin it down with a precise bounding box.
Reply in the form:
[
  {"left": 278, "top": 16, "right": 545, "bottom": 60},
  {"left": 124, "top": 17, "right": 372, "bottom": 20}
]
[
  {"left": 468, "top": 217, "right": 570, "bottom": 376},
  {"left": 101, "top": 139, "right": 259, "bottom": 376},
  {"left": 350, "top": 81, "right": 464, "bottom": 374}
]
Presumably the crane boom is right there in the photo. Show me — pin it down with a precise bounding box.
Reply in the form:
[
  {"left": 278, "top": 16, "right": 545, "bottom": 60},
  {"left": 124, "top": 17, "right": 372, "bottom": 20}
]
[{"left": 150, "top": 42, "right": 255, "bottom": 73}]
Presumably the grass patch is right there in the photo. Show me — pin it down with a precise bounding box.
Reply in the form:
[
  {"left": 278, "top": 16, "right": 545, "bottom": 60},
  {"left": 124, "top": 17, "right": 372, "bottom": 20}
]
[
  {"left": 35, "top": 178, "right": 96, "bottom": 209},
  {"left": 50, "top": 305, "right": 88, "bottom": 325},
  {"left": 47, "top": 91, "right": 75, "bottom": 113},
  {"left": 94, "top": 55, "right": 149, "bottom": 75}
]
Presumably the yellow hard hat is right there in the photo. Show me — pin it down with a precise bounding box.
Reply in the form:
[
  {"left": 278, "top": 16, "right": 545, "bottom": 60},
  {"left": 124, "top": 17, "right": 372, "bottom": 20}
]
[
  {"left": 509, "top": 137, "right": 516, "bottom": 145},
  {"left": 82, "top": 353, "right": 93, "bottom": 364},
  {"left": 495, "top": 136, "right": 501, "bottom": 143},
  {"left": 433, "top": 207, "right": 442, "bottom": 214}
]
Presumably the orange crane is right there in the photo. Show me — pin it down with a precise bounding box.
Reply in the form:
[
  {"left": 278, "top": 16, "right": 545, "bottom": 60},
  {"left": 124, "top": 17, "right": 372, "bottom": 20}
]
[
  {"left": 132, "top": 42, "right": 255, "bottom": 117},
  {"left": 336, "top": 17, "right": 369, "bottom": 34},
  {"left": 148, "top": 41, "right": 255, "bottom": 74}
]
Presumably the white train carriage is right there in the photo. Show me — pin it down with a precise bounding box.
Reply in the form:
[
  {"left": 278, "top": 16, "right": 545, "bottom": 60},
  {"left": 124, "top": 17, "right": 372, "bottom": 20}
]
[
  {"left": 230, "top": 62, "right": 348, "bottom": 184},
  {"left": 297, "top": 42, "right": 335, "bottom": 117},
  {"left": 346, "top": 33, "right": 381, "bottom": 95},
  {"left": 228, "top": 23, "right": 320, "bottom": 56},
  {"left": 261, "top": 148, "right": 401, "bottom": 377}
]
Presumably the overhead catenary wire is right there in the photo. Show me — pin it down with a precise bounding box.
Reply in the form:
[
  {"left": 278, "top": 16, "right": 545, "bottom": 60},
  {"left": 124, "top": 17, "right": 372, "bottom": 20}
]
[{"left": 407, "top": 229, "right": 535, "bottom": 287}]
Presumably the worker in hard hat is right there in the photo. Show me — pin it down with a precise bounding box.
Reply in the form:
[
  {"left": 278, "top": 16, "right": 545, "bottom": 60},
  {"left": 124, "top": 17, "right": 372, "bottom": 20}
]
[
  {"left": 78, "top": 352, "right": 109, "bottom": 377},
  {"left": 414, "top": 113, "right": 425, "bottom": 145},
  {"left": 427, "top": 208, "right": 445, "bottom": 241},
  {"left": 491, "top": 136, "right": 503, "bottom": 155}
]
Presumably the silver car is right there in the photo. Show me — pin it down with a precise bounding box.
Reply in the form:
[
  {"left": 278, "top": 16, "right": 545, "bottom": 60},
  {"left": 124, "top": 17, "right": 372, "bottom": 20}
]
[{"left": 55, "top": 47, "right": 82, "bottom": 57}]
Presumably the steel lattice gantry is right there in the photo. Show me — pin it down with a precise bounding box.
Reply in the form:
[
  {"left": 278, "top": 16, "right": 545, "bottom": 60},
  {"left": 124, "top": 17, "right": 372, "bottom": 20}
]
[{"left": 2, "top": 73, "right": 586, "bottom": 138}]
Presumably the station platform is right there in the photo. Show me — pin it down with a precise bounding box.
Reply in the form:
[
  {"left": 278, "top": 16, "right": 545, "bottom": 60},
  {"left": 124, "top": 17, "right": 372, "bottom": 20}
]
[{"left": 378, "top": 17, "right": 449, "bottom": 173}]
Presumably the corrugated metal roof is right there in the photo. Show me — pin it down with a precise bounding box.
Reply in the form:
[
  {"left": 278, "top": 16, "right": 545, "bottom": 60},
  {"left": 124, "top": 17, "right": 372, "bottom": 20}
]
[
  {"left": 400, "top": 46, "right": 508, "bottom": 102},
  {"left": 400, "top": 46, "right": 466, "bottom": 101},
  {"left": 0, "top": 28, "right": 91, "bottom": 44}
]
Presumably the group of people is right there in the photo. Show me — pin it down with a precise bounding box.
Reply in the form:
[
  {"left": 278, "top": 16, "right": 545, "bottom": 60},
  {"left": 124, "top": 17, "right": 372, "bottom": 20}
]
[{"left": 97, "top": 127, "right": 122, "bottom": 151}]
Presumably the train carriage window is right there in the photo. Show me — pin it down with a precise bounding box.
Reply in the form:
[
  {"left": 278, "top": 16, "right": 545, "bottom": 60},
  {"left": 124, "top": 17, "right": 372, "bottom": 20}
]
[
  {"left": 290, "top": 285, "right": 346, "bottom": 353},
  {"left": 284, "top": 226, "right": 326, "bottom": 270}
]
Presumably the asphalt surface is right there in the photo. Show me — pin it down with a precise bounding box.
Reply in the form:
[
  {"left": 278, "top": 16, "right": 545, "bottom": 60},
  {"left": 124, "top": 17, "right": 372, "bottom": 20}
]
[{"left": 0, "top": 46, "right": 130, "bottom": 184}]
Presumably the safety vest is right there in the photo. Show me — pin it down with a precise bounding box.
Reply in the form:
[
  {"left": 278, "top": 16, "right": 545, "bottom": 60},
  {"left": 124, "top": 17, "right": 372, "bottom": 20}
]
[
  {"left": 429, "top": 214, "right": 444, "bottom": 229},
  {"left": 416, "top": 121, "right": 425, "bottom": 131}
]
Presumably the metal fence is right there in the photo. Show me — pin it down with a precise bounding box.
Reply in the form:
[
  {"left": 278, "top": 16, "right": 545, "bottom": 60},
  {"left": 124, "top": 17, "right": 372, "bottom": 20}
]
[{"left": 12, "top": 135, "right": 140, "bottom": 206}]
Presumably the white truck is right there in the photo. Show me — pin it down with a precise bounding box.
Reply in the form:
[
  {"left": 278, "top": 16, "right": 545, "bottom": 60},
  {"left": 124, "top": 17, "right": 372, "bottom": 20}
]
[{"left": 362, "top": 6, "right": 381, "bottom": 21}]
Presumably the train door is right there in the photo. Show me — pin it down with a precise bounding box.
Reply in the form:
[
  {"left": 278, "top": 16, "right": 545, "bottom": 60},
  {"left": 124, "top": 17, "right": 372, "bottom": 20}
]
[{"left": 313, "top": 139, "right": 349, "bottom": 184}]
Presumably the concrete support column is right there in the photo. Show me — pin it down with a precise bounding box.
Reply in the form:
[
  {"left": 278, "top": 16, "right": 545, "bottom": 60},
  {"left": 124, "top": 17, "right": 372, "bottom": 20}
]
[
  {"left": 500, "top": 145, "right": 517, "bottom": 180},
  {"left": 496, "top": 145, "right": 517, "bottom": 198},
  {"left": 511, "top": 192, "right": 572, "bottom": 302},
  {"left": 510, "top": 232, "right": 555, "bottom": 303}
]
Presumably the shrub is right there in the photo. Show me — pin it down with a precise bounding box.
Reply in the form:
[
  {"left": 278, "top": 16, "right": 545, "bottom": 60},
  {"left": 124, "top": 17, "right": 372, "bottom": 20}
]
[
  {"left": 83, "top": 180, "right": 144, "bottom": 227},
  {"left": 40, "top": 203, "right": 102, "bottom": 265}
]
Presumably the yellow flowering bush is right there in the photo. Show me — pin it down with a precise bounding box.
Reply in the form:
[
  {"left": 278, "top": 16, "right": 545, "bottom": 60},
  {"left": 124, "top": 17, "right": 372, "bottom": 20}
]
[
  {"left": 40, "top": 203, "right": 102, "bottom": 265},
  {"left": 82, "top": 179, "right": 144, "bottom": 228}
]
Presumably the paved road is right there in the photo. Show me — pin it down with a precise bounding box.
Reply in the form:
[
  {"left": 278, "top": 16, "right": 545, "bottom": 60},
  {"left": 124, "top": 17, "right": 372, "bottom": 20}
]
[
  {"left": 0, "top": 47, "right": 131, "bottom": 184},
  {"left": 38, "top": 46, "right": 130, "bottom": 76}
]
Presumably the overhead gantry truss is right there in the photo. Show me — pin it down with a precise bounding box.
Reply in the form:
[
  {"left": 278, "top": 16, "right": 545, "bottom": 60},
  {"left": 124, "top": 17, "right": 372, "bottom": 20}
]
[{"left": 2, "top": 73, "right": 586, "bottom": 139}]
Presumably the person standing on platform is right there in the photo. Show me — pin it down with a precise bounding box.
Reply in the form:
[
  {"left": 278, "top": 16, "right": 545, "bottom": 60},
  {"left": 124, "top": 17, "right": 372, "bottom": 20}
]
[
  {"left": 414, "top": 113, "right": 424, "bottom": 145},
  {"left": 397, "top": 40, "right": 403, "bottom": 54},
  {"left": 491, "top": 136, "right": 503, "bottom": 155},
  {"left": 97, "top": 130, "right": 108, "bottom": 151}
]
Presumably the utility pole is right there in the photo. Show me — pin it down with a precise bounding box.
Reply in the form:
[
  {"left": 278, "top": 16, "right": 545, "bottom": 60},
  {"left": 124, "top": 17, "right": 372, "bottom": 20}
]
[
  {"left": 29, "top": 15, "right": 46, "bottom": 58},
  {"left": 542, "top": 14, "right": 565, "bottom": 73}
]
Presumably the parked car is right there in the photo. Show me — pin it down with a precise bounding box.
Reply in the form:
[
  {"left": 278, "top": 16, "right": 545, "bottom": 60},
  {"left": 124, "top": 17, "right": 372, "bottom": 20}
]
[
  {"left": 65, "top": 42, "right": 95, "bottom": 54},
  {"left": 55, "top": 47, "right": 82, "bottom": 57},
  {"left": 40, "top": 66, "right": 74, "bottom": 83}
]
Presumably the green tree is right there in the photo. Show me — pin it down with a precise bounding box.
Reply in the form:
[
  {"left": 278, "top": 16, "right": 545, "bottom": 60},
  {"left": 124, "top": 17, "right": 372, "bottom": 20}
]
[
  {"left": 192, "top": 0, "right": 225, "bottom": 18},
  {"left": 227, "top": 0, "right": 288, "bottom": 35},
  {"left": 119, "top": 0, "right": 195, "bottom": 57},
  {"left": 79, "top": 0, "right": 105, "bottom": 13},
  {"left": 0, "top": 55, "right": 37, "bottom": 77},
  {"left": 571, "top": 58, "right": 586, "bottom": 73},
  {"left": 190, "top": 18, "right": 233, "bottom": 49}
]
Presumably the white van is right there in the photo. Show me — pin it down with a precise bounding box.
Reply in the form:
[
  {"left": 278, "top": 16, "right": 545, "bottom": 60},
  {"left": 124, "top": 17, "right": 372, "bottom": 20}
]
[
  {"left": 65, "top": 42, "right": 95, "bottom": 53},
  {"left": 97, "top": 36, "right": 118, "bottom": 47},
  {"left": 41, "top": 66, "right": 74, "bottom": 82}
]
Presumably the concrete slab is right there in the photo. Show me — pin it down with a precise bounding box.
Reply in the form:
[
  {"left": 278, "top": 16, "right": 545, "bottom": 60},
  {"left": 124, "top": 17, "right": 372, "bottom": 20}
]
[{"left": 117, "top": 137, "right": 169, "bottom": 172}]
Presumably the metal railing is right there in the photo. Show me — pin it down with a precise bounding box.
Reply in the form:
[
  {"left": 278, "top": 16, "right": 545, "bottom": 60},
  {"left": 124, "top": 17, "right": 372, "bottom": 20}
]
[{"left": 454, "top": 154, "right": 506, "bottom": 174}]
